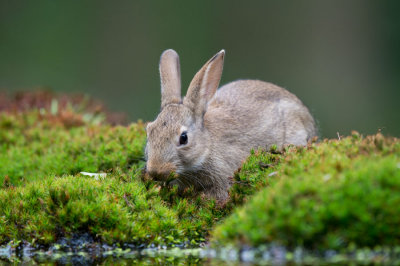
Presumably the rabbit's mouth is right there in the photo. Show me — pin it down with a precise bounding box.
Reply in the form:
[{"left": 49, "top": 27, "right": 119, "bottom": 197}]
[{"left": 146, "top": 168, "right": 178, "bottom": 185}]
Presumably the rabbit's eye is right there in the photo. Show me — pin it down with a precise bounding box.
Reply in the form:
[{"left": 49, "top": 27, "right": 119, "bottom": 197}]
[{"left": 179, "top": 131, "right": 188, "bottom": 145}]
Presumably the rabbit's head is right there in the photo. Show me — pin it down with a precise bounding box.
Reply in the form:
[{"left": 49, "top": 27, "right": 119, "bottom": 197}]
[{"left": 145, "top": 49, "right": 225, "bottom": 182}]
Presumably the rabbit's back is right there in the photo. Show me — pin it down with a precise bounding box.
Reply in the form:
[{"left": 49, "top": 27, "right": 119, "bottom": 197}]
[{"left": 205, "top": 79, "right": 317, "bottom": 150}]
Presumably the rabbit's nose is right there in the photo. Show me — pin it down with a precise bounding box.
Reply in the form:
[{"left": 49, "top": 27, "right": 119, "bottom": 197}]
[{"left": 146, "top": 162, "right": 176, "bottom": 181}]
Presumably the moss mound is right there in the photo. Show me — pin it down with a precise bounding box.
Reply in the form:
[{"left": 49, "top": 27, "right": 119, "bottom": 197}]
[{"left": 212, "top": 133, "right": 400, "bottom": 251}]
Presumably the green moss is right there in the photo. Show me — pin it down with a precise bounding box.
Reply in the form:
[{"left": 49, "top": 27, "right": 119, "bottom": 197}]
[
  {"left": 0, "top": 167, "right": 184, "bottom": 245},
  {"left": 212, "top": 133, "right": 400, "bottom": 251},
  {"left": 1, "top": 107, "right": 400, "bottom": 252},
  {"left": 0, "top": 111, "right": 145, "bottom": 186}
]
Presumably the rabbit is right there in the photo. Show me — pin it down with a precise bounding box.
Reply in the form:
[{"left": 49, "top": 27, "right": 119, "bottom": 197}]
[{"left": 145, "top": 49, "right": 317, "bottom": 204}]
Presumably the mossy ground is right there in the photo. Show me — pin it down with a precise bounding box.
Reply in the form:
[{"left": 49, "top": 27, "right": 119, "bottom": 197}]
[
  {"left": 212, "top": 132, "right": 400, "bottom": 251},
  {"left": 1, "top": 94, "right": 399, "bottom": 255}
]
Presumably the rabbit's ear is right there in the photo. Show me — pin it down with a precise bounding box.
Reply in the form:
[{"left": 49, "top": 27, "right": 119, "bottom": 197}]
[
  {"left": 184, "top": 50, "right": 225, "bottom": 118},
  {"left": 159, "top": 49, "right": 182, "bottom": 109}
]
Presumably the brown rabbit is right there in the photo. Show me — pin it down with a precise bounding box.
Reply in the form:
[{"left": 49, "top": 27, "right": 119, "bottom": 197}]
[{"left": 145, "top": 49, "right": 317, "bottom": 203}]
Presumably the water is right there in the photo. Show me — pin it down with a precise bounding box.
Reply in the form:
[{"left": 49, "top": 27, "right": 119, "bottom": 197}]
[{"left": 1, "top": 237, "right": 399, "bottom": 265}]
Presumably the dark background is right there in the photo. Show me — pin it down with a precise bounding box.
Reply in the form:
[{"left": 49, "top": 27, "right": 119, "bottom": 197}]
[{"left": 1, "top": 1, "right": 399, "bottom": 138}]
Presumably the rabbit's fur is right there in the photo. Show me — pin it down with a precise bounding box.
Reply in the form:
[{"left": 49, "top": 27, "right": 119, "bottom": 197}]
[{"left": 145, "top": 49, "right": 317, "bottom": 203}]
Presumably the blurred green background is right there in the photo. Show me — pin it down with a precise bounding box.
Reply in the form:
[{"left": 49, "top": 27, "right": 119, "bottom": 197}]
[{"left": 0, "top": 1, "right": 399, "bottom": 138}]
